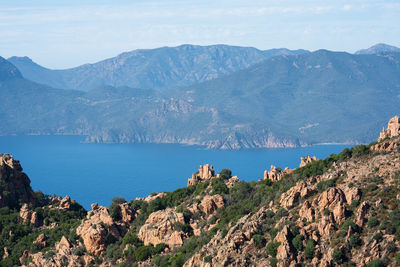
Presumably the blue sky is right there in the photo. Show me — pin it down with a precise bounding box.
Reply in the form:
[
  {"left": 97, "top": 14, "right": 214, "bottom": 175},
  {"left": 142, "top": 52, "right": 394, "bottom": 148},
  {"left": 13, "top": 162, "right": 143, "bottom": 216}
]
[{"left": 0, "top": 0, "right": 399, "bottom": 69}]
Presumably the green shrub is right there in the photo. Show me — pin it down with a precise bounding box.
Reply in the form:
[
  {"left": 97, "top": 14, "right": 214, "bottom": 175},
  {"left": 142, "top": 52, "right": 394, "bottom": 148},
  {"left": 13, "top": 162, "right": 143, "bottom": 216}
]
[
  {"left": 396, "top": 253, "right": 400, "bottom": 265},
  {"left": 292, "top": 234, "right": 304, "bottom": 251},
  {"left": 269, "top": 228, "right": 279, "bottom": 239},
  {"left": 253, "top": 234, "right": 266, "bottom": 248},
  {"left": 366, "top": 259, "right": 386, "bottom": 267},
  {"left": 349, "top": 235, "right": 361, "bottom": 247},
  {"left": 341, "top": 219, "right": 359, "bottom": 232},
  {"left": 204, "top": 255, "right": 212, "bottom": 263},
  {"left": 219, "top": 169, "right": 232, "bottom": 180},
  {"left": 368, "top": 217, "right": 379, "bottom": 228},
  {"left": 351, "top": 200, "right": 360, "bottom": 209},
  {"left": 266, "top": 242, "right": 281, "bottom": 257},
  {"left": 275, "top": 208, "right": 289, "bottom": 219},
  {"left": 109, "top": 197, "right": 126, "bottom": 221},
  {"left": 332, "top": 248, "right": 344, "bottom": 264},
  {"left": 305, "top": 239, "right": 315, "bottom": 260},
  {"left": 372, "top": 176, "right": 383, "bottom": 184},
  {"left": 122, "top": 231, "right": 143, "bottom": 247},
  {"left": 211, "top": 179, "right": 229, "bottom": 195},
  {"left": 270, "top": 258, "right": 278, "bottom": 267},
  {"left": 134, "top": 246, "right": 154, "bottom": 261},
  {"left": 316, "top": 179, "right": 335, "bottom": 192},
  {"left": 373, "top": 232, "right": 383, "bottom": 242},
  {"left": 368, "top": 184, "right": 379, "bottom": 191},
  {"left": 154, "top": 243, "right": 168, "bottom": 254}
]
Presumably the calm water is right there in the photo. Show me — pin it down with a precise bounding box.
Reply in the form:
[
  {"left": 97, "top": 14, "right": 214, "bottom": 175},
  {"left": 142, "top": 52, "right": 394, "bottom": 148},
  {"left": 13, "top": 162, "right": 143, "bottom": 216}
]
[{"left": 0, "top": 136, "right": 347, "bottom": 209}]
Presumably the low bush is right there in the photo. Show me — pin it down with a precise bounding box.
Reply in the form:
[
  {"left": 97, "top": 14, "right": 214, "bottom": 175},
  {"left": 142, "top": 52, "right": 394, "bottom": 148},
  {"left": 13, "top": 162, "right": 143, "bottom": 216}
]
[
  {"left": 366, "top": 259, "right": 386, "bottom": 267},
  {"left": 332, "top": 248, "right": 344, "bottom": 264},
  {"left": 305, "top": 239, "right": 315, "bottom": 260},
  {"left": 266, "top": 242, "right": 281, "bottom": 257},
  {"left": 368, "top": 217, "right": 379, "bottom": 228},
  {"left": 349, "top": 235, "right": 361, "bottom": 248},
  {"left": 253, "top": 234, "right": 266, "bottom": 248},
  {"left": 292, "top": 234, "right": 304, "bottom": 251},
  {"left": 316, "top": 179, "right": 335, "bottom": 192}
]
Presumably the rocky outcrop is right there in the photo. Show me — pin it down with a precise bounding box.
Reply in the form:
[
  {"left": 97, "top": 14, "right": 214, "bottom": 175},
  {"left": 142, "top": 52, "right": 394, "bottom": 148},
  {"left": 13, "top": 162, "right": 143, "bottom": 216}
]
[
  {"left": 225, "top": 176, "right": 239, "bottom": 188},
  {"left": 187, "top": 164, "right": 215, "bottom": 186},
  {"left": 300, "top": 155, "right": 318, "bottom": 168},
  {"left": 200, "top": 195, "right": 224, "bottom": 215},
  {"left": 355, "top": 201, "right": 370, "bottom": 227},
  {"left": 378, "top": 115, "right": 400, "bottom": 141},
  {"left": 59, "top": 196, "right": 71, "bottom": 209},
  {"left": 264, "top": 165, "right": 293, "bottom": 182},
  {"left": 138, "top": 208, "right": 186, "bottom": 248},
  {"left": 20, "top": 203, "right": 40, "bottom": 226},
  {"left": 371, "top": 136, "right": 400, "bottom": 151},
  {"left": 29, "top": 236, "right": 84, "bottom": 267},
  {"left": 274, "top": 226, "right": 294, "bottom": 263},
  {"left": 280, "top": 180, "right": 316, "bottom": 209},
  {"left": 0, "top": 154, "right": 35, "bottom": 208},
  {"left": 76, "top": 203, "right": 133, "bottom": 255},
  {"left": 33, "top": 233, "right": 47, "bottom": 248},
  {"left": 137, "top": 192, "right": 168, "bottom": 203},
  {"left": 299, "top": 187, "right": 347, "bottom": 225},
  {"left": 184, "top": 207, "right": 271, "bottom": 267}
]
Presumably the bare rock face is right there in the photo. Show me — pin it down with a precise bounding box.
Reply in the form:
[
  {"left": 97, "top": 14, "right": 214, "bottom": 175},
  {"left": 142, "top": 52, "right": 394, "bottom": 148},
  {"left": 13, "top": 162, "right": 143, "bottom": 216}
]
[
  {"left": 355, "top": 201, "right": 370, "bottom": 227},
  {"left": 378, "top": 115, "right": 400, "bottom": 141},
  {"left": 120, "top": 202, "right": 135, "bottom": 223},
  {"left": 59, "top": 195, "right": 71, "bottom": 209},
  {"left": 264, "top": 165, "right": 292, "bottom": 182},
  {"left": 280, "top": 180, "right": 315, "bottom": 209},
  {"left": 274, "top": 226, "right": 294, "bottom": 262},
  {"left": 200, "top": 195, "right": 224, "bottom": 215},
  {"left": 299, "top": 187, "right": 347, "bottom": 225},
  {"left": 316, "top": 187, "right": 346, "bottom": 224},
  {"left": 138, "top": 208, "right": 186, "bottom": 248},
  {"left": 20, "top": 203, "right": 40, "bottom": 226},
  {"left": 0, "top": 154, "right": 35, "bottom": 208},
  {"left": 76, "top": 203, "right": 125, "bottom": 255},
  {"left": 343, "top": 186, "right": 361, "bottom": 204},
  {"left": 29, "top": 236, "right": 82, "bottom": 267},
  {"left": 187, "top": 164, "right": 215, "bottom": 186},
  {"left": 371, "top": 136, "right": 400, "bottom": 151},
  {"left": 225, "top": 176, "right": 239, "bottom": 188},
  {"left": 184, "top": 207, "right": 270, "bottom": 267},
  {"left": 138, "top": 192, "right": 168, "bottom": 203},
  {"left": 300, "top": 155, "right": 318, "bottom": 168}
]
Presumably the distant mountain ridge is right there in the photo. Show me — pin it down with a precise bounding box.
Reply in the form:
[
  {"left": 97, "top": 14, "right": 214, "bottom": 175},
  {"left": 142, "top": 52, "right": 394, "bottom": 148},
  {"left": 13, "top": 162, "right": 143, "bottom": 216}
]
[
  {"left": 8, "top": 44, "right": 309, "bottom": 91},
  {"left": 1, "top": 46, "right": 400, "bottom": 149},
  {"left": 355, "top": 43, "right": 400, "bottom": 55}
]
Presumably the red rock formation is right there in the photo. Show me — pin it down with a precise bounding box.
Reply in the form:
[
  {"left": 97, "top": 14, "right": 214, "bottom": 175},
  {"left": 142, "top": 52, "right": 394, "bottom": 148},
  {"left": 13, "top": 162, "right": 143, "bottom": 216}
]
[
  {"left": 0, "top": 154, "right": 35, "bottom": 208},
  {"left": 378, "top": 115, "right": 400, "bottom": 141}
]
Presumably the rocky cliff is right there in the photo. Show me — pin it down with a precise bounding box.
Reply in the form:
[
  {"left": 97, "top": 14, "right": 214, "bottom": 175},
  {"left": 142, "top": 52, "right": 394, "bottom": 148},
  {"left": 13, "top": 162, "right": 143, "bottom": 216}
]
[
  {"left": 2, "top": 116, "right": 400, "bottom": 266},
  {"left": 0, "top": 153, "right": 35, "bottom": 208}
]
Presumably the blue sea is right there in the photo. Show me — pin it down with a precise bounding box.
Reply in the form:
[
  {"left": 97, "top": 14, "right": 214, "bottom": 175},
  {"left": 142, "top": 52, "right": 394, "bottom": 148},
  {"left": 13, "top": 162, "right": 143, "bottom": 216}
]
[{"left": 0, "top": 136, "right": 347, "bottom": 209}]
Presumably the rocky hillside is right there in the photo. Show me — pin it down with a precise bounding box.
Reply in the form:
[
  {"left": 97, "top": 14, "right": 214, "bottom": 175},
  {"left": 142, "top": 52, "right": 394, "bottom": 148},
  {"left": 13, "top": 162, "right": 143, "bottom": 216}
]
[{"left": 2, "top": 117, "right": 400, "bottom": 266}]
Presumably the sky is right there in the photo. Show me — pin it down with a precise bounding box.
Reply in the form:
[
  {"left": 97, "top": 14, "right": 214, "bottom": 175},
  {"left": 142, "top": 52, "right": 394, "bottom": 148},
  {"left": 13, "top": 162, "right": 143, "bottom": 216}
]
[{"left": 0, "top": 0, "right": 399, "bottom": 69}]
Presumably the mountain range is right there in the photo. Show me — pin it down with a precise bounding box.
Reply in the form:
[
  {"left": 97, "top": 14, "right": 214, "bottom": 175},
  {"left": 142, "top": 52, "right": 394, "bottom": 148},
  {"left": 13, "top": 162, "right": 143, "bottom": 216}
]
[
  {"left": 8, "top": 45, "right": 308, "bottom": 91},
  {"left": 1, "top": 43, "right": 400, "bottom": 149}
]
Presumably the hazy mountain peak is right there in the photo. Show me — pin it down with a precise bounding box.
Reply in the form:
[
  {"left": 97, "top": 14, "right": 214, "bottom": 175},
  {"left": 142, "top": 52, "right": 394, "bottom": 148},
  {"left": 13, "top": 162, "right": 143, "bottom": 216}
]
[
  {"left": 0, "top": 57, "right": 22, "bottom": 81},
  {"left": 355, "top": 43, "right": 400, "bottom": 54}
]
